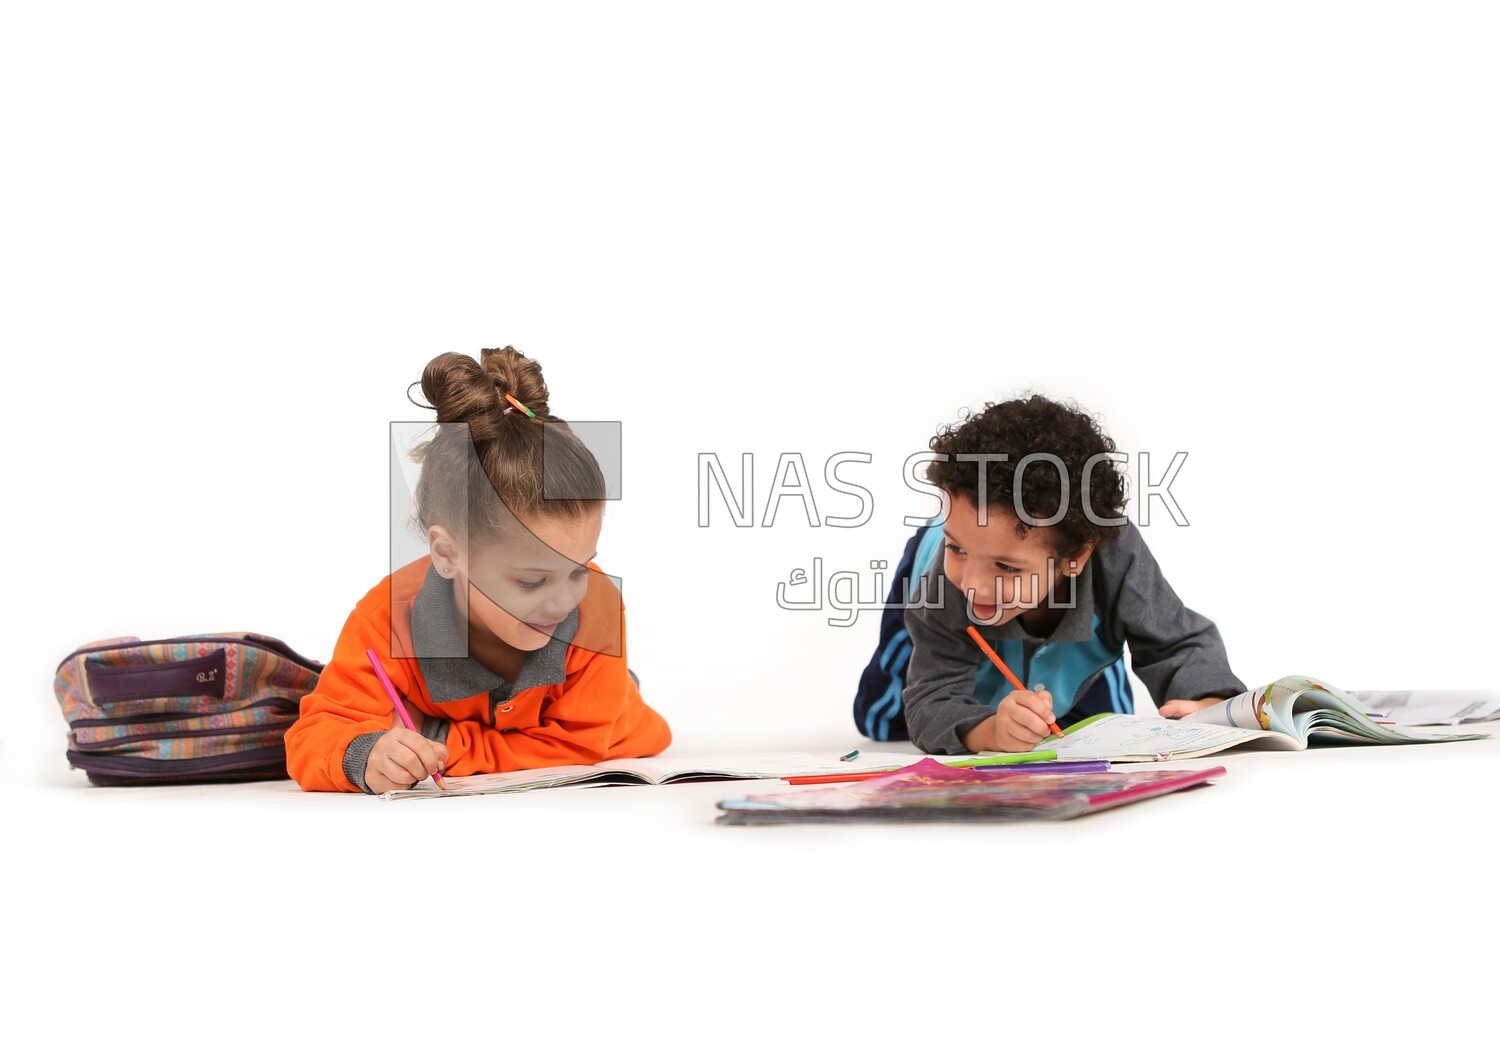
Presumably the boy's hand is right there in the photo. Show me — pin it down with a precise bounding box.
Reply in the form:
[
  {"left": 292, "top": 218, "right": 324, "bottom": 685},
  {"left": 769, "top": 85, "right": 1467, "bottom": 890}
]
[
  {"left": 962, "top": 688, "right": 1056, "bottom": 753},
  {"left": 995, "top": 688, "right": 1057, "bottom": 751},
  {"left": 365, "top": 729, "right": 449, "bottom": 794},
  {"left": 1158, "top": 697, "right": 1224, "bottom": 719}
]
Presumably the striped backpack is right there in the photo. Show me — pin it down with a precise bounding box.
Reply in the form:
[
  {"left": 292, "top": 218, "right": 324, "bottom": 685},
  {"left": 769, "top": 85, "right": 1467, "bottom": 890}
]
[{"left": 53, "top": 632, "right": 323, "bottom": 785}]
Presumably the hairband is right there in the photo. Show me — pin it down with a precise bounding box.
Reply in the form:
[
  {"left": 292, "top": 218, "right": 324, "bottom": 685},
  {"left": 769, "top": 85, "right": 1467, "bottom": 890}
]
[
  {"left": 405, "top": 381, "right": 432, "bottom": 410},
  {"left": 404, "top": 378, "right": 538, "bottom": 419},
  {"left": 503, "top": 392, "right": 538, "bottom": 418}
]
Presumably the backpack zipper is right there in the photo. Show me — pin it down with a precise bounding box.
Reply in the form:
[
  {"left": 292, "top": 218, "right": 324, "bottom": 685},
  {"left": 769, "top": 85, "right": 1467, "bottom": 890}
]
[{"left": 58, "top": 634, "right": 324, "bottom": 675}]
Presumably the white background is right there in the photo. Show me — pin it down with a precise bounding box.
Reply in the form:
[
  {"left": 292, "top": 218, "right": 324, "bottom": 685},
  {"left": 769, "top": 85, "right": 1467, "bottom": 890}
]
[{"left": 4, "top": 3, "right": 1496, "bottom": 1048}]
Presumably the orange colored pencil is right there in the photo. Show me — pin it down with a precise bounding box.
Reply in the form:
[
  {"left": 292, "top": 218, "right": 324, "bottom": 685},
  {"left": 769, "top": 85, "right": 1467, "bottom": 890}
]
[{"left": 965, "top": 625, "right": 1066, "bottom": 739}]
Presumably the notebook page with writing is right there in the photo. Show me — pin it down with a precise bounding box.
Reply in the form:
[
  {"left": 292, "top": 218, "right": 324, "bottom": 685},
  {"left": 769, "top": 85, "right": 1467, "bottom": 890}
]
[{"left": 1043, "top": 714, "right": 1285, "bottom": 761}]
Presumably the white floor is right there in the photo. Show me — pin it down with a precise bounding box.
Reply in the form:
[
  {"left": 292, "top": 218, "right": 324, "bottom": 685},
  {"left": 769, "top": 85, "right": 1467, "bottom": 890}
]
[{"left": 7, "top": 720, "right": 1497, "bottom": 1048}]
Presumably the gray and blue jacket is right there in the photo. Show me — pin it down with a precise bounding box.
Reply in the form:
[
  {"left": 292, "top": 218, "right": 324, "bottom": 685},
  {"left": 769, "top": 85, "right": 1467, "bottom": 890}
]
[{"left": 852, "top": 520, "right": 1245, "bottom": 753}]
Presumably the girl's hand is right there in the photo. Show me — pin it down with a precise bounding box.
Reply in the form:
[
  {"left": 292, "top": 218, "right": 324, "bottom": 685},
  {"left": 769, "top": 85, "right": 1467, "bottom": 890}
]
[
  {"left": 365, "top": 729, "right": 449, "bottom": 794},
  {"left": 1158, "top": 697, "right": 1224, "bottom": 719},
  {"left": 991, "top": 688, "right": 1057, "bottom": 752}
]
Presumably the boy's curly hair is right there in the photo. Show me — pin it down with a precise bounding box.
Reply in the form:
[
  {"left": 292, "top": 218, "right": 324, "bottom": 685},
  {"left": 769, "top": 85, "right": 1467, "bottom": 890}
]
[{"left": 925, "top": 393, "right": 1128, "bottom": 558}]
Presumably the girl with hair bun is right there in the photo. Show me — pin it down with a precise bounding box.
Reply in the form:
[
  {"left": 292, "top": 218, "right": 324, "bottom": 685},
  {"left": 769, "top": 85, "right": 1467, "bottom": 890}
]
[{"left": 286, "top": 347, "right": 669, "bottom": 793}]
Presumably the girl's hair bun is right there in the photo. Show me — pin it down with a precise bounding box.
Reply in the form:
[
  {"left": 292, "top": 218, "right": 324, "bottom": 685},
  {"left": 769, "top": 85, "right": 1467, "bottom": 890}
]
[
  {"left": 480, "top": 346, "right": 550, "bottom": 418},
  {"left": 418, "top": 346, "right": 550, "bottom": 442},
  {"left": 410, "top": 344, "right": 602, "bottom": 535}
]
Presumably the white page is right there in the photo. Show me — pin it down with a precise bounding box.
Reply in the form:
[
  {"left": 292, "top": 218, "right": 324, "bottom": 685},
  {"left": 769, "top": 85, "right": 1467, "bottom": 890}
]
[
  {"left": 1347, "top": 689, "right": 1500, "bottom": 726},
  {"left": 593, "top": 750, "right": 935, "bottom": 781},
  {"left": 1180, "top": 689, "right": 1263, "bottom": 731}
]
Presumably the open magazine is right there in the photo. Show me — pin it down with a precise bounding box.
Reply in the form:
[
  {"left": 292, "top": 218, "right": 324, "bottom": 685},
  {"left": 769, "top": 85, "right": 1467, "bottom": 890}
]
[
  {"left": 1041, "top": 674, "right": 1489, "bottom": 762},
  {"left": 716, "top": 759, "right": 1225, "bottom": 824}
]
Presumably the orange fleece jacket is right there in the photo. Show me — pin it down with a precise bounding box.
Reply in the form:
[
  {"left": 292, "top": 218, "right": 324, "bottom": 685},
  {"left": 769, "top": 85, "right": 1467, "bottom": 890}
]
[{"left": 286, "top": 556, "right": 670, "bottom": 792}]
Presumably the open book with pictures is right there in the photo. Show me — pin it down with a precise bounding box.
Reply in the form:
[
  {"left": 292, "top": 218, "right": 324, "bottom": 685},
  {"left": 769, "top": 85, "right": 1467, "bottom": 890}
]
[
  {"left": 379, "top": 750, "right": 939, "bottom": 799},
  {"left": 1041, "top": 675, "right": 1490, "bottom": 763}
]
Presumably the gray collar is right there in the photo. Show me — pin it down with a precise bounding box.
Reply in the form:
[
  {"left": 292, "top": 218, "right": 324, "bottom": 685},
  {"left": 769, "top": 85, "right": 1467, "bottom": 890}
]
[{"left": 409, "top": 563, "right": 579, "bottom": 703}]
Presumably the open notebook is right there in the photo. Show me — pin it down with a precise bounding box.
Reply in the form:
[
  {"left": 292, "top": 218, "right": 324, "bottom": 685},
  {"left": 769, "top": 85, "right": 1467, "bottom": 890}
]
[{"left": 380, "top": 750, "right": 941, "bottom": 799}]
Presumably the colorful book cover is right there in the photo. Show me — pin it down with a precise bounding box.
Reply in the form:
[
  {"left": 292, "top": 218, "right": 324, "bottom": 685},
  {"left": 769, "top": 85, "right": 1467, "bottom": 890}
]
[{"left": 715, "top": 758, "right": 1225, "bottom": 824}]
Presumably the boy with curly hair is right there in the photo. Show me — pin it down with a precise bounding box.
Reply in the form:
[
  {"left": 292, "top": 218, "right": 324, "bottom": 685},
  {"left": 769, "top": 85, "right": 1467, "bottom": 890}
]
[{"left": 853, "top": 394, "right": 1245, "bottom": 753}]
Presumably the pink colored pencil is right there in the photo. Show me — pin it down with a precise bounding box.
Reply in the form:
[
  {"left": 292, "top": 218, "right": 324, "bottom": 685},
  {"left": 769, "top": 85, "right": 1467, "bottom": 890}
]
[{"left": 365, "top": 647, "right": 446, "bottom": 790}]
